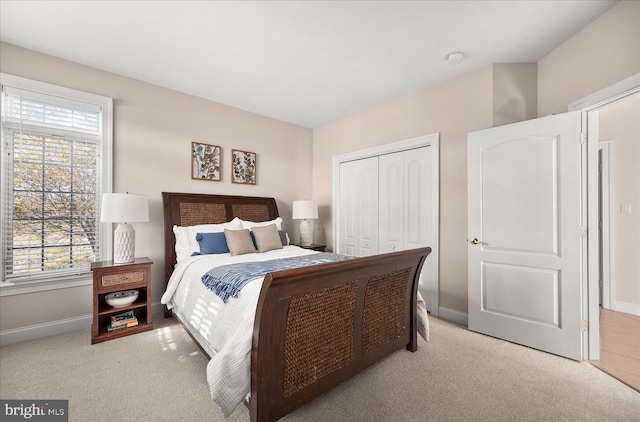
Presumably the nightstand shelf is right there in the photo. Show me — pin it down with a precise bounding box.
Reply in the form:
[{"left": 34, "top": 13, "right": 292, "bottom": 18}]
[
  {"left": 91, "top": 257, "right": 153, "bottom": 344},
  {"left": 97, "top": 293, "right": 147, "bottom": 315}
]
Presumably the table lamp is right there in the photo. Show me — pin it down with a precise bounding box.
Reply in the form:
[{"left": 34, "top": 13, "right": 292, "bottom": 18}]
[
  {"left": 292, "top": 200, "right": 318, "bottom": 247},
  {"left": 101, "top": 193, "right": 149, "bottom": 264}
]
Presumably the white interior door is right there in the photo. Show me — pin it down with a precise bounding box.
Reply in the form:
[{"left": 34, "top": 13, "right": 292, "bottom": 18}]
[{"left": 468, "top": 112, "right": 584, "bottom": 360}]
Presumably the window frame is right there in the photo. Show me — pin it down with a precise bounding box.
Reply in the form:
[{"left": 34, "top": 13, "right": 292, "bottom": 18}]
[{"left": 0, "top": 73, "right": 113, "bottom": 296}]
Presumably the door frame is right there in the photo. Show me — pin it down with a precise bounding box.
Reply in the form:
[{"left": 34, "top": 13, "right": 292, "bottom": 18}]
[
  {"left": 569, "top": 72, "right": 640, "bottom": 360},
  {"left": 598, "top": 142, "right": 613, "bottom": 311},
  {"left": 332, "top": 133, "right": 440, "bottom": 316}
]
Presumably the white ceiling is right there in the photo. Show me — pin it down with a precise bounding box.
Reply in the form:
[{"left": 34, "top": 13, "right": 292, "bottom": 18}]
[{"left": 0, "top": 0, "right": 617, "bottom": 128}]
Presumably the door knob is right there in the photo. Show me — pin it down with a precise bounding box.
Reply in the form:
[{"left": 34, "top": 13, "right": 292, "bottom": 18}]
[{"left": 469, "top": 237, "right": 481, "bottom": 245}]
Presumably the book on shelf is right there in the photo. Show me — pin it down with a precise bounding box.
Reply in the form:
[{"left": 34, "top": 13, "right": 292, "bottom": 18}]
[
  {"left": 112, "top": 310, "right": 134, "bottom": 322},
  {"left": 107, "top": 319, "right": 139, "bottom": 332},
  {"left": 111, "top": 316, "right": 138, "bottom": 328},
  {"left": 111, "top": 310, "right": 136, "bottom": 326}
]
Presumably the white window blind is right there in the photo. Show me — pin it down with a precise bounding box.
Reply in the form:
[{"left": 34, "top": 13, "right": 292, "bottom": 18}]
[
  {"left": 1, "top": 75, "right": 112, "bottom": 286},
  {"left": 3, "top": 86, "right": 102, "bottom": 136}
]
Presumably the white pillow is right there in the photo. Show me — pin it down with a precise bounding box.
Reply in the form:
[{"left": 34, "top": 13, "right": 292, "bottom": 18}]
[
  {"left": 174, "top": 217, "right": 242, "bottom": 262},
  {"left": 241, "top": 217, "right": 283, "bottom": 231},
  {"left": 173, "top": 225, "right": 192, "bottom": 262}
]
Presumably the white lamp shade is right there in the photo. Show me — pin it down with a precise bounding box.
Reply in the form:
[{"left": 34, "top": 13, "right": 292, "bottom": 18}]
[
  {"left": 101, "top": 193, "right": 148, "bottom": 264},
  {"left": 101, "top": 193, "right": 149, "bottom": 223},
  {"left": 292, "top": 200, "right": 318, "bottom": 220}
]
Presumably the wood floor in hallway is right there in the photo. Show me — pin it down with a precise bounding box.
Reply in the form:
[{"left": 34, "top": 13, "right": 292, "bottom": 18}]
[{"left": 590, "top": 307, "right": 640, "bottom": 392}]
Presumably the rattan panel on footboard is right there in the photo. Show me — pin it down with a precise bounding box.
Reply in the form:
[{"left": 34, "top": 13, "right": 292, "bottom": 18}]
[
  {"left": 362, "top": 267, "right": 412, "bottom": 355},
  {"left": 283, "top": 280, "right": 360, "bottom": 397},
  {"left": 251, "top": 247, "right": 430, "bottom": 422}
]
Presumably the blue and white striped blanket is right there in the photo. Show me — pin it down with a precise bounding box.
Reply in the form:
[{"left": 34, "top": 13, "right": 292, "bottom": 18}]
[{"left": 202, "top": 252, "right": 346, "bottom": 303}]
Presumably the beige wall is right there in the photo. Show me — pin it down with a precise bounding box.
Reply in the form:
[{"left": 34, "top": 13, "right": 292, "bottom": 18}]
[
  {"left": 0, "top": 42, "right": 312, "bottom": 331},
  {"left": 538, "top": 1, "right": 640, "bottom": 117},
  {"left": 313, "top": 66, "right": 494, "bottom": 313},
  {"left": 313, "top": 1, "right": 639, "bottom": 316},
  {"left": 599, "top": 95, "right": 640, "bottom": 306},
  {"left": 493, "top": 63, "right": 537, "bottom": 127}
]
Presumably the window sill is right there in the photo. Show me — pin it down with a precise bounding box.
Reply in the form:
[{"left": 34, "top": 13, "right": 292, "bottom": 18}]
[{"left": 0, "top": 273, "right": 92, "bottom": 297}]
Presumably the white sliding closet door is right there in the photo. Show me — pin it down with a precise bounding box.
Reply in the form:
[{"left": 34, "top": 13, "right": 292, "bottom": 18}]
[
  {"left": 338, "top": 157, "right": 379, "bottom": 256},
  {"left": 379, "top": 152, "right": 404, "bottom": 252},
  {"left": 379, "top": 147, "right": 433, "bottom": 252},
  {"left": 405, "top": 147, "right": 433, "bottom": 250}
]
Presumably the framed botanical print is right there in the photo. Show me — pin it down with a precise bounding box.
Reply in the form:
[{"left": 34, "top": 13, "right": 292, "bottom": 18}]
[
  {"left": 192, "top": 142, "right": 221, "bottom": 181},
  {"left": 231, "top": 149, "right": 257, "bottom": 185}
]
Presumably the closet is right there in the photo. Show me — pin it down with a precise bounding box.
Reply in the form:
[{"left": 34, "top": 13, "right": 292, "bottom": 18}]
[
  {"left": 337, "top": 147, "right": 432, "bottom": 256},
  {"left": 333, "top": 134, "right": 439, "bottom": 314}
]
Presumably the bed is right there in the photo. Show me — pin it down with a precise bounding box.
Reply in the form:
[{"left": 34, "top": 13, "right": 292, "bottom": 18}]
[{"left": 161, "top": 192, "right": 431, "bottom": 422}]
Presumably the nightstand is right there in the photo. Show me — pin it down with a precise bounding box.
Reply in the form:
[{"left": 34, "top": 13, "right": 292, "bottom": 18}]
[
  {"left": 297, "top": 244, "right": 326, "bottom": 252},
  {"left": 91, "top": 257, "right": 154, "bottom": 344}
]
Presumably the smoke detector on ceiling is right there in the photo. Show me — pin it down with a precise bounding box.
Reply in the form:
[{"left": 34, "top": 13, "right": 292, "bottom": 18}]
[{"left": 446, "top": 52, "right": 464, "bottom": 64}]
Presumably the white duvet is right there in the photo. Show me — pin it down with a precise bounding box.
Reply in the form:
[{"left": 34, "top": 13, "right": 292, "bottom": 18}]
[{"left": 161, "top": 246, "right": 429, "bottom": 417}]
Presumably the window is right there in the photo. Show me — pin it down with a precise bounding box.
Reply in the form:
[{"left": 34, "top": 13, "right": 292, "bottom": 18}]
[{"left": 1, "top": 74, "right": 112, "bottom": 294}]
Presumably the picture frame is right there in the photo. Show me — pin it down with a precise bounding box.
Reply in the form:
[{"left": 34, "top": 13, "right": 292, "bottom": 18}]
[
  {"left": 231, "top": 149, "right": 257, "bottom": 185},
  {"left": 192, "top": 142, "right": 221, "bottom": 181}
]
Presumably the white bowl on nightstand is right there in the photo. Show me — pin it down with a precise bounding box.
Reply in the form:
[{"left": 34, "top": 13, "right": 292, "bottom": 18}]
[{"left": 105, "top": 290, "right": 139, "bottom": 308}]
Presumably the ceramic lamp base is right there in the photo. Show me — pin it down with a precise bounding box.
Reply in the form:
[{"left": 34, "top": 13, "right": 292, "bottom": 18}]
[
  {"left": 299, "top": 219, "right": 312, "bottom": 247},
  {"left": 113, "top": 223, "right": 135, "bottom": 264},
  {"left": 300, "top": 220, "right": 313, "bottom": 246}
]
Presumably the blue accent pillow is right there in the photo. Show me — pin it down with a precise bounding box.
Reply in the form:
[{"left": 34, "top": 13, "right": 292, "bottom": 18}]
[
  {"left": 249, "top": 231, "right": 258, "bottom": 249},
  {"left": 194, "top": 232, "right": 230, "bottom": 255},
  {"left": 278, "top": 230, "right": 289, "bottom": 246}
]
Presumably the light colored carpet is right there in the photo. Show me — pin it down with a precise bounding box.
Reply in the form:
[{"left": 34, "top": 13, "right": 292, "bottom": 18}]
[{"left": 1, "top": 315, "right": 638, "bottom": 421}]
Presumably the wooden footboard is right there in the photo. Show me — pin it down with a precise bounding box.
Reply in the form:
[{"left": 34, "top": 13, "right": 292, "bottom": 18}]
[
  {"left": 162, "top": 192, "right": 431, "bottom": 421},
  {"left": 251, "top": 247, "right": 431, "bottom": 422}
]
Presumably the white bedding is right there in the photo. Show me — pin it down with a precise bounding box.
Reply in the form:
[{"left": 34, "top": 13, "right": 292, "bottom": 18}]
[{"left": 161, "top": 246, "right": 429, "bottom": 417}]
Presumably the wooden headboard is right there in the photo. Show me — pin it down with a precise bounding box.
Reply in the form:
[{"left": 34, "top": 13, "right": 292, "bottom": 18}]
[{"left": 161, "top": 192, "right": 279, "bottom": 311}]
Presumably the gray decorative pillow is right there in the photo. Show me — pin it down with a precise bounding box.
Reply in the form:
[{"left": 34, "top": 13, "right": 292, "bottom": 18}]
[
  {"left": 252, "top": 224, "right": 284, "bottom": 253},
  {"left": 224, "top": 229, "right": 257, "bottom": 256}
]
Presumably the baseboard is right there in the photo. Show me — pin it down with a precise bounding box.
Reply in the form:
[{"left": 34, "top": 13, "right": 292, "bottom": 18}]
[
  {"left": 2, "top": 302, "right": 469, "bottom": 346},
  {"left": 0, "top": 314, "right": 92, "bottom": 346},
  {"left": 151, "top": 301, "right": 165, "bottom": 315},
  {"left": 613, "top": 300, "right": 640, "bottom": 316},
  {"left": 437, "top": 306, "right": 468, "bottom": 327},
  {"left": 0, "top": 301, "right": 166, "bottom": 346},
  {"left": 435, "top": 303, "right": 639, "bottom": 330}
]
